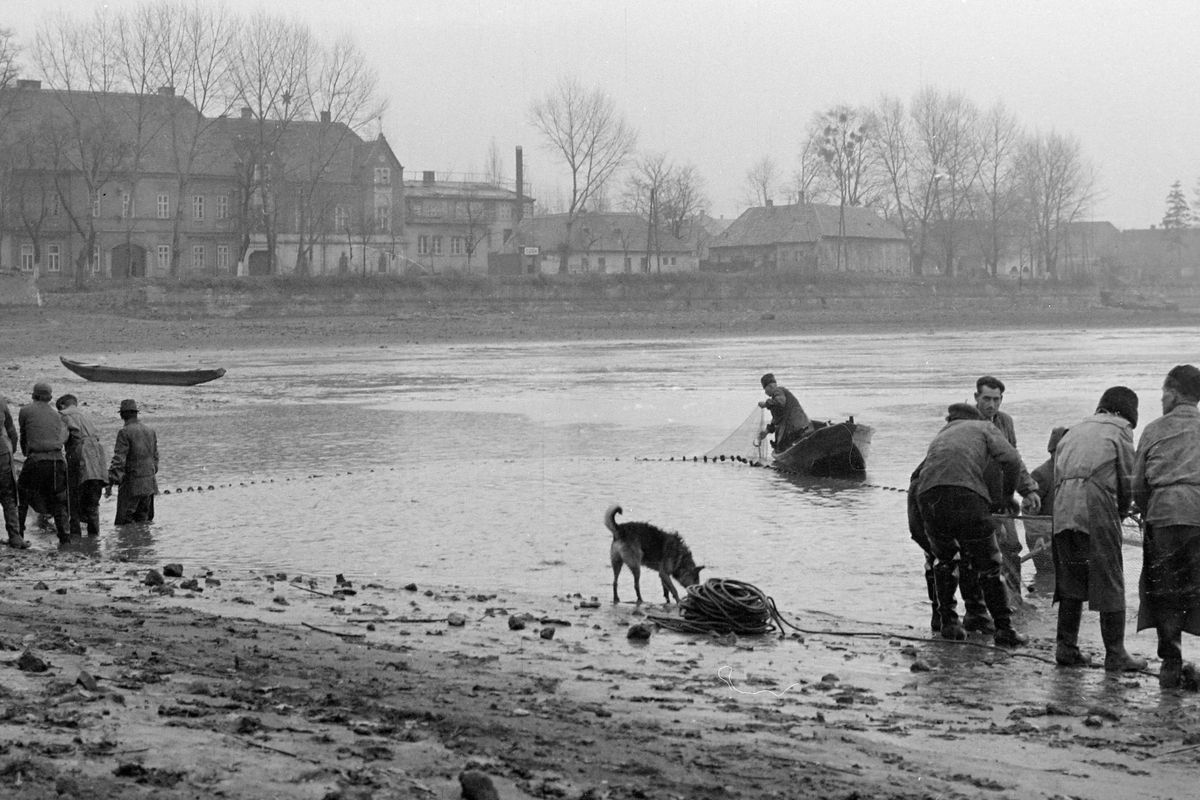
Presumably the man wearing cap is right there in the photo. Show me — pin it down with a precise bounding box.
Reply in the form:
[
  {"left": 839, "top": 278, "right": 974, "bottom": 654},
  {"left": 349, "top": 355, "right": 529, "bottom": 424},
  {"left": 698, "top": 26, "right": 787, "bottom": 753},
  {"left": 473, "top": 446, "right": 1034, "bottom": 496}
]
[
  {"left": 917, "top": 402, "right": 1041, "bottom": 647},
  {"left": 57, "top": 394, "right": 108, "bottom": 537},
  {"left": 17, "top": 381, "right": 69, "bottom": 542},
  {"left": 107, "top": 399, "right": 159, "bottom": 525},
  {"left": 1135, "top": 365, "right": 1200, "bottom": 688},
  {"left": 755, "top": 373, "right": 811, "bottom": 453},
  {"left": 0, "top": 391, "right": 23, "bottom": 548},
  {"left": 1051, "top": 387, "right": 1146, "bottom": 672}
]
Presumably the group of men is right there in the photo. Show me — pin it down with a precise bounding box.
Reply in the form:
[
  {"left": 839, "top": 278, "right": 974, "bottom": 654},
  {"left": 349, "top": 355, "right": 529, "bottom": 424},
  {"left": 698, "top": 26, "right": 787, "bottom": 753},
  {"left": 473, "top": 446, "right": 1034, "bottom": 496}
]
[
  {"left": 909, "top": 366, "right": 1200, "bottom": 689},
  {"left": 759, "top": 366, "right": 1200, "bottom": 689},
  {"left": 0, "top": 382, "right": 159, "bottom": 549}
]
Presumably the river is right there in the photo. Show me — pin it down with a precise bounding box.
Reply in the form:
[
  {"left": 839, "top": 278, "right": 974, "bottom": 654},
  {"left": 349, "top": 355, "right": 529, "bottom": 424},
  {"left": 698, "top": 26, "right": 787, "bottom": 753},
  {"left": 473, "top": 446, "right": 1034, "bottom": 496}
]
[{"left": 49, "top": 326, "right": 1200, "bottom": 632}]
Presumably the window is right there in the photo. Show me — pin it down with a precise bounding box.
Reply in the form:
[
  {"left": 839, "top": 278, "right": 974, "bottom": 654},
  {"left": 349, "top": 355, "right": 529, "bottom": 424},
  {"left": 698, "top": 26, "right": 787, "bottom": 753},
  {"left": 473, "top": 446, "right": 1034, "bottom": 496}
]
[
  {"left": 217, "top": 245, "right": 230, "bottom": 271},
  {"left": 91, "top": 194, "right": 100, "bottom": 218},
  {"left": 192, "top": 245, "right": 205, "bottom": 270},
  {"left": 375, "top": 203, "right": 390, "bottom": 232},
  {"left": 20, "top": 244, "right": 33, "bottom": 272},
  {"left": 374, "top": 167, "right": 390, "bottom": 185},
  {"left": 47, "top": 244, "right": 61, "bottom": 272},
  {"left": 624, "top": 257, "right": 632, "bottom": 271},
  {"left": 417, "top": 235, "right": 429, "bottom": 255},
  {"left": 431, "top": 236, "right": 442, "bottom": 255},
  {"left": 157, "top": 245, "right": 171, "bottom": 271},
  {"left": 121, "top": 192, "right": 133, "bottom": 219},
  {"left": 598, "top": 257, "right": 606, "bottom": 271},
  {"left": 450, "top": 236, "right": 464, "bottom": 256},
  {"left": 193, "top": 195, "right": 204, "bottom": 220},
  {"left": 334, "top": 206, "right": 348, "bottom": 231},
  {"left": 157, "top": 194, "right": 170, "bottom": 219},
  {"left": 640, "top": 256, "right": 648, "bottom": 271},
  {"left": 50, "top": 194, "right": 60, "bottom": 217},
  {"left": 580, "top": 256, "right": 589, "bottom": 270},
  {"left": 216, "top": 195, "right": 229, "bottom": 220},
  {"left": 91, "top": 246, "right": 101, "bottom": 274}
]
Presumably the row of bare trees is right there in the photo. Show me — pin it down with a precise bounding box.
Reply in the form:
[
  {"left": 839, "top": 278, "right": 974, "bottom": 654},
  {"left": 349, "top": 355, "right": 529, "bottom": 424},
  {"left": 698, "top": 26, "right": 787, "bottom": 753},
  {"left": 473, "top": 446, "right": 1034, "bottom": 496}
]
[
  {"left": 0, "top": 2, "right": 385, "bottom": 283},
  {"left": 746, "top": 88, "right": 1097, "bottom": 278}
]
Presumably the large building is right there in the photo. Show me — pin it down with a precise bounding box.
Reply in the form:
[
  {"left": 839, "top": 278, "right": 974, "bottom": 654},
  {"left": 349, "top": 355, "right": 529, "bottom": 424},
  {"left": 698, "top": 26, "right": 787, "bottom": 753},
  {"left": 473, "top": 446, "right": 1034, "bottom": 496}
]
[
  {"left": 0, "top": 80, "right": 403, "bottom": 280},
  {"left": 708, "top": 201, "right": 910, "bottom": 274},
  {"left": 502, "top": 211, "right": 698, "bottom": 275}
]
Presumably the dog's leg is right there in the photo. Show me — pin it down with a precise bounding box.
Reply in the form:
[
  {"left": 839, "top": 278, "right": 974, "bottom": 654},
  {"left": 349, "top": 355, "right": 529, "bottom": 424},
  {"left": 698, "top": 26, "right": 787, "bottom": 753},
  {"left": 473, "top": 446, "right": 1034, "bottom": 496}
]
[
  {"left": 611, "top": 551, "right": 623, "bottom": 604},
  {"left": 659, "top": 571, "right": 679, "bottom": 604},
  {"left": 630, "top": 563, "right": 644, "bottom": 604}
]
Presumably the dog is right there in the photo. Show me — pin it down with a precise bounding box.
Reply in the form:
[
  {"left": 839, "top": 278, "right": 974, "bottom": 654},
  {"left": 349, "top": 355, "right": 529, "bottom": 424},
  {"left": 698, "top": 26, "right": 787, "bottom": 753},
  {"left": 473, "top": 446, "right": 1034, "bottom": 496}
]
[{"left": 606, "top": 504, "right": 704, "bottom": 604}]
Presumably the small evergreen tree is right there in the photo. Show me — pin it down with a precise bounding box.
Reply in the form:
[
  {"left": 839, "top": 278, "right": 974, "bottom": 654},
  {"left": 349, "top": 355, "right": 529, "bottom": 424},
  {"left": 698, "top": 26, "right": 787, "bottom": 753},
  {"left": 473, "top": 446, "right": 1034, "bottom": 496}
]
[{"left": 1163, "top": 180, "right": 1191, "bottom": 229}]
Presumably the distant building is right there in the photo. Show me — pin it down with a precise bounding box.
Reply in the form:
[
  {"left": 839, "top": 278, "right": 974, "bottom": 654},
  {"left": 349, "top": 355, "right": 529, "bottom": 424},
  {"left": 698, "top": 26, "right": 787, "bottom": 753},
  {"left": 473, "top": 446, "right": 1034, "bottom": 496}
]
[
  {"left": 707, "top": 201, "right": 909, "bottom": 274},
  {"left": 403, "top": 171, "right": 533, "bottom": 274},
  {"left": 1115, "top": 226, "right": 1200, "bottom": 284},
  {"left": 0, "top": 79, "right": 403, "bottom": 279},
  {"left": 501, "top": 211, "right": 698, "bottom": 275}
]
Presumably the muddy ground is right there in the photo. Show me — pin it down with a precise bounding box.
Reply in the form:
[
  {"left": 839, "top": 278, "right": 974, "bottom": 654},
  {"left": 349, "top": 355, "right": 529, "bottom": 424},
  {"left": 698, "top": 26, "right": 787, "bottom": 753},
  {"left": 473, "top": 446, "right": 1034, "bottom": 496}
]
[{"left": 2, "top": 303, "right": 1200, "bottom": 799}]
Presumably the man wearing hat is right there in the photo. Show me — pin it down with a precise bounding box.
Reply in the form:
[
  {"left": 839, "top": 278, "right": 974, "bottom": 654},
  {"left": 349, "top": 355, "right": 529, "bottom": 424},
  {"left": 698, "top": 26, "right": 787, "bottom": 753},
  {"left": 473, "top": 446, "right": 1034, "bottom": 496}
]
[
  {"left": 107, "top": 399, "right": 159, "bottom": 525},
  {"left": 0, "top": 391, "right": 23, "bottom": 547},
  {"left": 57, "top": 394, "right": 108, "bottom": 537},
  {"left": 916, "top": 402, "right": 1041, "bottom": 647},
  {"left": 17, "top": 381, "right": 69, "bottom": 542},
  {"left": 1051, "top": 386, "right": 1146, "bottom": 672},
  {"left": 755, "top": 373, "right": 811, "bottom": 453}
]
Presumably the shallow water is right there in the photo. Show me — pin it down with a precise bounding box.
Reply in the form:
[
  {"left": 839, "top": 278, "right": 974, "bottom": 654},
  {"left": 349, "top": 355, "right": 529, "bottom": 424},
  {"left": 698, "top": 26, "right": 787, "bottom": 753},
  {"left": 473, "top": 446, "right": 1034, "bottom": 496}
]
[{"left": 46, "top": 326, "right": 1200, "bottom": 632}]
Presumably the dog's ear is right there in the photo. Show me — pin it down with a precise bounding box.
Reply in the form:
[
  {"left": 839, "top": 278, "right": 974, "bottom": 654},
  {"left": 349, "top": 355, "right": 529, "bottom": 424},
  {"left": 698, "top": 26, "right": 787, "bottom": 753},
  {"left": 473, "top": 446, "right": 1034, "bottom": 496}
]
[{"left": 695, "top": 565, "right": 706, "bottom": 575}]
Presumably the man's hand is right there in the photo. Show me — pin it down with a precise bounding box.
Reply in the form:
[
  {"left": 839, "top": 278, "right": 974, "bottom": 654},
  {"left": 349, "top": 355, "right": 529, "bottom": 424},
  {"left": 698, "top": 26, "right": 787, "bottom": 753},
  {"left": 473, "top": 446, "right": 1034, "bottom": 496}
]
[
  {"left": 104, "top": 484, "right": 113, "bottom": 498},
  {"left": 1021, "top": 493, "right": 1041, "bottom": 515},
  {"left": 757, "top": 401, "right": 767, "bottom": 408}
]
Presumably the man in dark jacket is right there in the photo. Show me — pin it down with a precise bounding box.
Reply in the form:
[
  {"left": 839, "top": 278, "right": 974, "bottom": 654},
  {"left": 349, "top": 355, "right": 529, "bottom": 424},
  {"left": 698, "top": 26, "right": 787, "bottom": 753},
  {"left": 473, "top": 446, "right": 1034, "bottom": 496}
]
[
  {"left": 756, "top": 373, "right": 812, "bottom": 453},
  {"left": 917, "top": 402, "right": 1041, "bottom": 647},
  {"left": 108, "top": 399, "right": 158, "bottom": 525},
  {"left": 0, "top": 392, "right": 24, "bottom": 548},
  {"left": 58, "top": 394, "right": 108, "bottom": 537},
  {"left": 17, "top": 381, "right": 69, "bottom": 542}
]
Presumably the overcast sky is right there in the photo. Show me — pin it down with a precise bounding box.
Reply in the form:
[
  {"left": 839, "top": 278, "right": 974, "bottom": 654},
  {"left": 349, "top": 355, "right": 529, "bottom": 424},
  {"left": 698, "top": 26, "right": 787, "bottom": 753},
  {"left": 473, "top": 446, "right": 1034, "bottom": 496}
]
[{"left": 17, "top": 0, "right": 1200, "bottom": 228}]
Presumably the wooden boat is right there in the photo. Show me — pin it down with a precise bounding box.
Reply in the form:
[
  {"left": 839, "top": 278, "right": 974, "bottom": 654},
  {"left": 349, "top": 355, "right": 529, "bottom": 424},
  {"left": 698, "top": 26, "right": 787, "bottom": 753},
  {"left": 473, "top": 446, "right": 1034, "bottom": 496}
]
[
  {"left": 60, "top": 356, "right": 226, "bottom": 387},
  {"left": 771, "top": 418, "right": 873, "bottom": 476}
]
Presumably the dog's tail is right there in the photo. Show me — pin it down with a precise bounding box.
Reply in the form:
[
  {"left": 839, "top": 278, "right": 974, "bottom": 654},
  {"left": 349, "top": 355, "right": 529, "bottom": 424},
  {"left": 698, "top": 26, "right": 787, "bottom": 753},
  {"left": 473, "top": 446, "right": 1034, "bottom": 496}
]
[{"left": 605, "top": 504, "right": 623, "bottom": 538}]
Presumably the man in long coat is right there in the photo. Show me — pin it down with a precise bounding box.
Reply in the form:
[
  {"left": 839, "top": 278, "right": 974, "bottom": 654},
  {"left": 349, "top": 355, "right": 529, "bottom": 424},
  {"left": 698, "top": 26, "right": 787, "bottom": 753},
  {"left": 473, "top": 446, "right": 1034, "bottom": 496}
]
[
  {"left": 108, "top": 399, "right": 158, "bottom": 525},
  {"left": 757, "top": 373, "right": 812, "bottom": 453},
  {"left": 57, "top": 394, "right": 108, "bottom": 536},
  {"left": 18, "top": 381, "right": 69, "bottom": 541},
  {"left": 1135, "top": 364, "right": 1200, "bottom": 689},
  {"left": 0, "top": 392, "right": 23, "bottom": 548},
  {"left": 1052, "top": 387, "right": 1146, "bottom": 671}
]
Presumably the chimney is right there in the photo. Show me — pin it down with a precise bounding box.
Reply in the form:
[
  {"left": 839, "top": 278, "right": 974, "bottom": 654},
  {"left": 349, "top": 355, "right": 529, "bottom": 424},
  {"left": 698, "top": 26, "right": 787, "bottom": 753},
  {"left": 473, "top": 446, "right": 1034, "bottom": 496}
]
[
  {"left": 320, "top": 109, "right": 331, "bottom": 123},
  {"left": 422, "top": 170, "right": 435, "bottom": 184},
  {"left": 240, "top": 107, "right": 252, "bottom": 120},
  {"left": 16, "top": 79, "right": 40, "bottom": 90},
  {"left": 765, "top": 198, "right": 774, "bottom": 207},
  {"left": 514, "top": 146, "right": 524, "bottom": 223},
  {"left": 157, "top": 85, "right": 175, "bottom": 97}
]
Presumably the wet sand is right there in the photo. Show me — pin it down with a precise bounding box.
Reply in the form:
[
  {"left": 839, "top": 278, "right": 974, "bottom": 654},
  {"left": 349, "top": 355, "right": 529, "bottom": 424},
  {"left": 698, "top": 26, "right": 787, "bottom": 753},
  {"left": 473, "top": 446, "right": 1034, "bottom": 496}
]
[{"left": 2, "top": 303, "right": 1200, "bottom": 798}]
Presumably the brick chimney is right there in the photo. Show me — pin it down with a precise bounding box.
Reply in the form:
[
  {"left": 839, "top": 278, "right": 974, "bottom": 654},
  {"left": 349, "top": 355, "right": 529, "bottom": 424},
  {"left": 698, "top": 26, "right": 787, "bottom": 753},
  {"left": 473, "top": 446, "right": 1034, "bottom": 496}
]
[
  {"left": 422, "top": 170, "right": 435, "bottom": 184},
  {"left": 240, "top": 107, "right": 252, "bottom": 119},
  {"left": 765, "top": 198, "right": 774, "bottom": 207},
  {"left": 320, "top": 109, "right": 331, "bottom": 123},
  {"left": 514, "top": 146, "right": 524, "bottom": 223},
  {"left": 157, "top": 85, "right": 175, "bottom": 96}
]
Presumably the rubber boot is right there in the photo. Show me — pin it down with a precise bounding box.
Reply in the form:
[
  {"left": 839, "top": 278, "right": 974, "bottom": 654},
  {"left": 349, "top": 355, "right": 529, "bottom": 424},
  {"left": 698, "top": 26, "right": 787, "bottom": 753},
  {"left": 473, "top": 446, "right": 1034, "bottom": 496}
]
[
  {"left": 1055, "top": 599, "right": 1090, "bottom": 666},
  {"left": 1157, "top": 613, "right": 1184, "bottom": 689},
  {"left": 924, "top": 567, "right": 940, "bottom": 632},
  {"left": 959, "top": 566, "right": 996, "bottom": 633},
  {"left": 982, "top": 569, "right": 1027, "bottom": 647},
  {"left": 933, "top": 564, "right": 965, "bottom": 640},
  {"left": 1100, "top": 611, "right": 1147, "bottom": 672},
  {"left": 6, "top": 534, "right": 29, "bottom": 549}
]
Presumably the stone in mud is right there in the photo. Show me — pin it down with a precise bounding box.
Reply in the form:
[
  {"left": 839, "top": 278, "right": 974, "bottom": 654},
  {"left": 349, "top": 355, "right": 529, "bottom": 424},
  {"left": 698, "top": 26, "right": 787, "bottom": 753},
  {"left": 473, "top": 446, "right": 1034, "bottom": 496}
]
[
  {"left": 33, "top": 580, "right": 48, "bottom": 590},
  {"left": 272, "top": 596, "right": 289, "bottom": 606},
  {"left": 627, "top": 623, "right": 654, "bottom": 640},
  {"left": 143, "top": 570, "right": 164, "bottom": 586},
  {"left": 508, "top": 616, "right": 527, "bottom": 631},
  {"left": 76, "top": 670, "right": 99, "bottom": 692},
  {"left": 163, "top": 564, "right": 184, "bottom": 578},
  {"left": 404, "top": 583, "right": 418, "bottom": 591},
  {"left": 17, "top": 649, "right": 49, "bottom": 672},
  {"left": 447, "top": 612, "right": 467, "bottom": 627},
  {"left": 539, "top": 626, "right": 556, "bottom": 640},
  {"left": 459, "top": 770, "right": 500, "bottom": 800},
  {"left": 909, "top": 659, "right": 932, "bottom": 672},
  {"left": 179, "top": 578, "right": 200, "bottom": 591}
]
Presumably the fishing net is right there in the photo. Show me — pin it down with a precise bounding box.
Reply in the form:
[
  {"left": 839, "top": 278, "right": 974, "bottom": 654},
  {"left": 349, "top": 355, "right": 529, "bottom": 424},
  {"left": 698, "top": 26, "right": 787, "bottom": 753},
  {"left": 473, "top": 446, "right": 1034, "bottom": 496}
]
[{"left": 704, "top": 406, "right": 771, "bottom": 464}]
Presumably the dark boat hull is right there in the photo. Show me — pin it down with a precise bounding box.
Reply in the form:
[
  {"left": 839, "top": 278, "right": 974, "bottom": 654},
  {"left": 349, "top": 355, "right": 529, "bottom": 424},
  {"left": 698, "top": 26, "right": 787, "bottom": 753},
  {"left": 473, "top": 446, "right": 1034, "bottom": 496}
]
[
  {"left": 60, "top": 357, "right": 226, "bottom": 387},
  {"left": 772, "top": 421, "right": 873, "bottom": 476}
]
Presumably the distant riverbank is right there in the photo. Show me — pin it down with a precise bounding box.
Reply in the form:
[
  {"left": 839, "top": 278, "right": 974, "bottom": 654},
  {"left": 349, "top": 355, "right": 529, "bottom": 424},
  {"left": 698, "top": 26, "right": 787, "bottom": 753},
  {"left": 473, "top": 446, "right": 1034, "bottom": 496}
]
[{"left": 4, "top": 273, "right": 1198, "bottom": 358}]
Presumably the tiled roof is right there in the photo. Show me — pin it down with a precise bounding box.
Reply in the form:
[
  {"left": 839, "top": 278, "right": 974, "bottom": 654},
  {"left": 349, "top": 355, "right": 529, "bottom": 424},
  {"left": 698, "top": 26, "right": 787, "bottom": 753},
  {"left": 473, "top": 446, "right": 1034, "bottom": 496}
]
[
  {"left": 713, "top": 202, "right": 905, "bottom": 248},
  {"left": 405, "top": 180, "right": 522, "bottom": 202}
]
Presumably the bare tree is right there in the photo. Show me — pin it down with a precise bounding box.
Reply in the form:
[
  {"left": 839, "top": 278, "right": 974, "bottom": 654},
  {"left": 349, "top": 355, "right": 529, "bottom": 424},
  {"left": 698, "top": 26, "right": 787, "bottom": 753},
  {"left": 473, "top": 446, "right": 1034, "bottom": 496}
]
[
  {"left": 816, "top": 105, "right": 873, "bottom": 270},
  {"left": 743, "top": 156, "right": 777, "bottom": 207},
  {"left": 789, "top": 133, "right": 826, "bottom": 204},
  {"left": 1017, "top": 129, "right": 1095, "bottom": 279},
  {"left": 0, "top": 26, "right": 24, "bottom": 246},
  {"left": 484, "top": 137, "right": 506, "bottom": 185},
  {"left": 909, "top": 89, "right": 979, "bottom": 276},
  {"left": 966, "top": 101, "right": 1023, "bottom": 276},
  {"left": 529, "top": 76, "right": 636, "bottom": 273}
]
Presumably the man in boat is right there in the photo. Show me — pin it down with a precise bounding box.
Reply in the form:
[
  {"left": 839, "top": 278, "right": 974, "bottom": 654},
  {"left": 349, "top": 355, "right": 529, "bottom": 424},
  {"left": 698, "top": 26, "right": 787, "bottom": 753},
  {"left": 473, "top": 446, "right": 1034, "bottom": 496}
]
[
  {"left": 1134, "top": 365, "right": 1200, "bottom": 689},
  {"left": 917, "top": 402, "right": 1041, "bottom": 647},
  {"left": 1051, "top": 386, "right": 1145, "bottom": 672},
  {"left": 17, "top": 382, "right": 70, "bottom": 543},
  {"left": 756, "top": 373, "right": 812, "bottom": 453},
  {"left": 0, "top": 392, "right": 24, "bottom": 548},
  {"left": 107, "top": 399, "right": 159, "bottom": 525},
  {"left": 57, "top": 394, "right": 108, "bottom": 537},
  {"left": 974, "top": 375, "right": 1038, "bottom": 607}
]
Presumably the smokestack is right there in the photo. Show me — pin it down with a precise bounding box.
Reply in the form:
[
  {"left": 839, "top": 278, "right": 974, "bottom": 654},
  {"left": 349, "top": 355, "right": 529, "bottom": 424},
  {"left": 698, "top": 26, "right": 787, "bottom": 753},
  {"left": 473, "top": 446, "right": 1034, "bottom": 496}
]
[
  {"left": 320, "top": 109, "right": 331, "bottom": 123},
  {"left": 422, "top": 170, "right": 435, "bottom": 184},
  {"left": 240, "top": 107, "right": 252, "bottom": 119},
  {"left": 515, "top": 146, "right": 524, "bottom": 223},
  {"left": 765, "top": 198, "right": 774, "bottom": 207}
]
